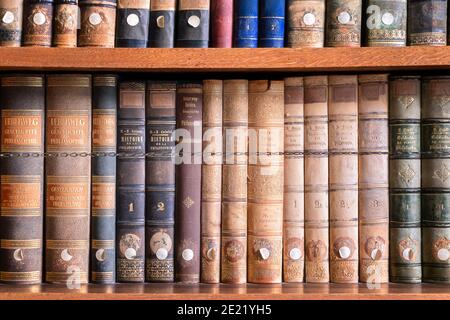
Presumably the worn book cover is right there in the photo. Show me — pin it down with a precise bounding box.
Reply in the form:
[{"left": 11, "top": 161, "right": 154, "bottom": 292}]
[
  {"left": 78, "top": 0, "right": 117, "bottom": 47},
  {"left": 287, "top": 0, "right": 325, "bottom": 48},
  {"left": 23, "top": 0, "right": 54, "bottom": 46},
  {"left": 0, "top": 0, "right": 23, "bottom": 46},
  {"left": 116, "top": 0, "right": 150, "bottom": 47}
]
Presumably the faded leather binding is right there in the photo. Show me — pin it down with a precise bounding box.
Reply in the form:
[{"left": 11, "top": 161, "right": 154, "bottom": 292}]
[
  {"left": 210, "top": 0, "right": 233, "bottom": 47},
  {"left": 287, "top": 0, "right": 325, "bottom": 48},
  {"left": 78, "top": 0, "right": 117, "bottom": 47},
  {"left": 408, "top": 0, "right": 447, "bottom": 46},
  {"left": 221, "top": 80, "right": 248, "bottom": 284},
  {"left": 259, "top": 0, "right": 285, "bottom": 48},
  {"left": 176, "top": 0, "right": 210, "bottom": 48},
  {"left": 90, "top": 75, "right": 117, "bottom": 284},
  {"left": 364, "top": 0, "right": 407, "bottom": 47},
  {"left": 304, "top": 76, "right": 329, "bottom": 283},
  {"left": 283, "top": 77, "right": 304, "bottom": 282},
  {"left": 116, "top": 0, "right": 150, "bottom": 47},
  {"left": 421, "top": 76, "right": 450, "bottom": 283},
  {"left": 389, "top": 76, "right": 422, "bottom": 283},
  {"left": 149, "top": 0, "right": 176, "bottom": 48},
  {"left": 358, "top": 74, "right": 389, "bottom": 284},
  {"left": 23, "top": 0, "right": 54, "bottom": 46},
  {"left": 45, "top": 75, "right": 91, "bottom": 284},
  {"left": 0, "top": 75, "right": 44, "bottom": 284},
  {"left": 248, "top": 80, "right": 284, "bottom": 284},
  {"left": 0, "top": 0, "right": 23, "bottom": 46},
  {"left": 326, "top": 0, "right": 361, "bottom": 47},
  {"left": 233, "top": 0, "right": 258, "bottom": 48},
  {"left": 117, "top": 81, "right": 146, "bottom": 282},
  {"left": 328, "top": 75, "right": 359, "bottom": 283},
  {"left": 53, "top": 0, "right": 78, "bottom": 47},
  {"left": 175, "top": 82, "right": 202, "bottom": 283},
  {"left": 145, "top": 81, "right": 176, "bottom": 282}
]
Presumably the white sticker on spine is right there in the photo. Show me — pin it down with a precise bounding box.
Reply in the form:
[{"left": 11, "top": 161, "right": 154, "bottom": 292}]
[
  {"left": 337, "top": 11, "right": 351, "bottom": 24},
  {"left": 2, "top": 11, "right": 15, "bottom": 24},
  {"left": 33, "top": 12, "right": 46, "bottom": 26},
  {"left": 302, "top": 13, "right": 316, "bottom": 26},
  {"left": 127, "top": 13, "right": 140, "bottom": 26},
  {"left": 89, "top": 12, "right": 102, "bottom": 26}
]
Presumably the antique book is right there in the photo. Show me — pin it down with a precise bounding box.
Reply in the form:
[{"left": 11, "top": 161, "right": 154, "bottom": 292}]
[
  {"left": 328, "top": 75, "right": 359, "bottom": 283},
  {"left": 0, "top": 0, "right": 23, "bottom": 46},
  {"left": 248, "top": 80, "right": 284, "bottom": 284},
  {"left": 286, "top": 0, "right": 325, "bottom": 48},
  {"left": 364, "top": 0, "right": 407, "bottom": 47},
  {"left": 201, "top": 80, "right": 222, "bottom": 283},
  {"left": 116, "top": 0, "right": 150, "bottom": 47},
  {"left": 326, "top": 0, "right": 361, "bottom": 47},
  {"left": 116, "top": 81, "right": 146, "bottom": 283},
  {"left": 149, "top": 0, "right": 176, "bottom": 48},
  {"left": 45, "top": 75, "right": 91, "bottom": 284},
  {"left": 175, "top": 82, "right": 203, "bottom": 283},
  {"left": 0, "top": 75, "right": 44, "bottom": 284},
  {"left": 221, "top": 79, "right": 248, "bottom": 284},
  {"left": 259, "top": 0, "right": 285, "bottom": 48},
  {"left": 176, "top": 0, "right": 210, "bottom": 48},
  {"left": 389, "top": 76, "right": 422, "bottom": 283},
  {"left": 22, "top": 0, "right": 54, "bottom": 46},
  {"left": 210, "top": 0, "right": 232, "bottom": 47},
  {"left": 145, "top": 81, "right": 176, "bottom": 282},
  {"left": 90, "top": 75, "right": 117, "bottom": 284},
  {"left": 53, "top": 0, "right": 78, "bottom": 47},
  {"left": 78, "top": 0, "right": 117, "bottom": 47},
  {"left": 283, "top": 77, "right": 305, "bottom": 282},
  {"left": 304, "top": 76, "right": 329, "bottom": 283},
  {"left": 358, "top": 74, "right": 389, "bottom": 284},
  {"left": 233, "top": 0, "right": 258, "bottom": 48},
  {"left": 421, "top": 76, "right": 450, "bottom": 283},
  {"left": 408, "top": 0, "right": 447, "bottom": 46}
]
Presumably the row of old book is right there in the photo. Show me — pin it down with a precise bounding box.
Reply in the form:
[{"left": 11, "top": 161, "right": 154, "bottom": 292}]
[
  {"left": 0, "top": 73, "right": 448, "bottom": 286},
  {"left": 0, "top": 0, "right": 450, "bottom": 48}
]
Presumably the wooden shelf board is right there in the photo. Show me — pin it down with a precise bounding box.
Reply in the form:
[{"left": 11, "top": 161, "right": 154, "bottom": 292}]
[
  {"left": 0, "top": 283, "right": 448, "bottom": 300},
  {"left": 1, "top": 47, "right": 450, "bottom": 72}
]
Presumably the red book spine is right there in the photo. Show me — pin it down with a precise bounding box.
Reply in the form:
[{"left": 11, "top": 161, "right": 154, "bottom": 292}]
[{"left": 210, "top": 0, "right": 233, "bottom": 48}]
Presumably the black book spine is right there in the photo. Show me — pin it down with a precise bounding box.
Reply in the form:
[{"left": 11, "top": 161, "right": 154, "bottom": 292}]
[{"left": 176, "top": 0, "right": 210, "bottom": 48}]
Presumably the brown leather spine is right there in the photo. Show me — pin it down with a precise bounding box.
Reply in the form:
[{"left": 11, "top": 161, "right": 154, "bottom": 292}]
[
  {"left": 328, "top": 75, "right": 359, "bottom": 283},
  {"left": 45, "top": 74, "right": 92, "bottom": 284},
  {"left": 78, "top": 0, "right": 117, "bottom": 47},
  {"left": 221, "top": 79, "right": 248, "bottom": 284},
  {"left": 287, "top": 0, "right": 325, "bottom": 48},
  {"left": 22, "top": 0, "right": 54, "bottom": 47},
  {"left": 304, "top": 75, "right": 329, "bottom": 283},
  {"left": 0, "top": 0, "right": 23, "bottom": 47},
  {"left": 358, "top": 74, "right": 389, "bottom": 284},
  {"left": 53, "top": 1, "right": 78, "bottom": 47},
  {"left": 210, "top": 0, "right": 233, "bottom": 48},
  {"left": 283, "top": 77, "right": 305, "bottom": 282},
  {"left": 248, "top": 80, "right": 284, "bottom": 284}
]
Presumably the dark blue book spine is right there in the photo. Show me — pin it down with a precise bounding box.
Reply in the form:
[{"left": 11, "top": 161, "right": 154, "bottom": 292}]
[
  {"left": 149, "top": 0, "right": 176, "bottom": 47},
  {"left": 116, "top": 0, "right": 150, "bottom": 48},
  {"left": 176, "top": 0, "right": 210, "bottom": 48},
  {"left": 234, "top": 0, "right": 258, "bottom": 48},
  {"left": 259, "top": 0, "right": 285, "bottom": 48}
]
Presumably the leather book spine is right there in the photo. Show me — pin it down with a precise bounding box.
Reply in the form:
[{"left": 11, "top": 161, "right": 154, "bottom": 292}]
[
  {"left": 248, "top": 80, "right": 284, "bottom": 284},
  {"left": 149, "top": 0, "right": 176, "bottom": 48},
  {"left": 389, "top": 76, "right": 422, "bottom": 283},
  {"left": 328, "top": 75, "right": 359, "bottom": 283},
  {"left": 259, "top": 0, "right": 285, "bottom": 48},
  {"left": 283, "top": 77, "right": 304, "bottom": 282},
  {"left": 201, "top": 80, "right": 222, "bottom": 283},
  {"left": 364, "top": 0, "right": 407, "bottom": 47},
  {"left": 233, "top": 0, "right": 258, "bottom": 48},
  {"left": 421, "top": 76, "right": 450, "bottom": 283},
  {"left": 304, "top": 75, "right": 329, "bottom": 283},
  {"left": 22, "top": 0, "right": 54, "bottom": 46},
  {"left": 408, "top": 0, "right": 447, "bottom": 46},
  {"left": 116, "top": 0, "right": 150, "bottom": 48},
  {"left": 325, "top": 0, "right": 361, "bottom": 47},
  {"left": 0, "top": 75, "right": 44, "bottom": 284},
  {"left": 176, "top": 0, "right": 210, "bottom": 48},
  {"left": 358, "top": 74, "right": 389, "bottom": 284},
  {"left": 175, "top": 82, "right": 202, "bottom": 283},
  {"left": 221, "top": 79, "right": 248, "bottom": 284},
  {"left": 53, "top": 0, "right": 78, "bottom": 47},
  {"left": 78, "top": 0, "right": 117, "bottom": 47},
  {"left": 0, "top": 0, "right": 23, "bottom": 46},
  {"left": 286, "top": 0, "right": 325, "bottom": 48},
  {"left": 90, "top": 75, "right": 117, "bottom": 284},
  {"left": 145, "top": 81, "right": 176, "bottom": 282},
  {"left": 45, "top": 75, "right": 91, "bottom": 284},
  {"left": 210, "top": 0, "right": 232, "bottom": 48}
]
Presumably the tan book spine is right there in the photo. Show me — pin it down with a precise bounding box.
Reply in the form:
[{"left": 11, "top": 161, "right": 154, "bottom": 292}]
[
  {"left": 358, "top": 74, "right": 389, "bottom": 284},
  {"left": 328, "top": 75, "right": 359, "bottom": 283},
  {"left": 304, "top": 75, "right": 329, "bottom": 283},
  {"left": 283, "top": 77, "right": 305, "bottom": 282}
]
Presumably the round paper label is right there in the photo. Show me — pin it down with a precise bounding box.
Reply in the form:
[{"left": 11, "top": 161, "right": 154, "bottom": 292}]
[
  {"left": 89, "top": 12, "right": 102, "bottom": 26},
  {"left": 2, "top": 11, "right": 15, "bottom": 24},
  {"left": 381, "top": 12, "right": 394, "bottom": 26},
  {"left": 289, "top": 248, "right": 302, "bottom": 260},
  {"left": 182, "top": 248, "right": 194, "bottom": 261},
  {"left": 95, "top": 249, "right": 106, "bottom": 262},
  {"left": 187, "top": 15, "right": 201, "bottom": 28},
  {"left": 156, "top": 248, "right": 168, "bottom": 260},
  {"left": 127, "top": 13, "right": 140, "bottom": 27},
  {"left": 33, "top": 12, "right": 46, "bottom": 26},
  {"left": 303, "top": 13, "right": 316, "bottom": 26},
  {"left": 337, "top": 11, "right": 351, "bottom": 24},
  {"left": 124, "top": 247, "right": 137, "bottom": 260},
  {"left": 259, "top": 247, "right": 270, "bottom": 260},
  {"left": 338, "top": 246, "right": 351, "bottom": 259},
  {"left": 437, "top": 248, "right": 449, "bottom": 261}
]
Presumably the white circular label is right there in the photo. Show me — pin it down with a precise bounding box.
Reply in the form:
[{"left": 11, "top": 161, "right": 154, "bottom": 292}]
[
  {"left": 127, "top": 13, "right": 140, "bottom": 27},
  {"left": 156, "top": 248, "right": 168, "bottom": 260},
  {"left": 33, "top": 12, "right": 46, "bottom": 26},
  {"left": 124, "top": 247, "right": 137, "bottom": 260},
  {"left": 302, "top": 12, "right": 316, "bottom": 26},
  {"left": 338, "top": 246, "right": 351, "bottom": 259},
  {"left": 381, "top": 12, "right": 394, "bottom": 26},
  {"left": 89, "top": 12, "right": 102, "bottom": 26},
  {"left": 61, "top": 249, "right": 73, "bottom": 262},
  {"left": 437, "top": 248, "right": 449, "bottom": 261},
  {"left": 370, "top": 248, "right": 382, "bottom": 260},
  {"left": 187, "top": 15, "right": 201, "bottom": 28},
  {"left": 13, "top": 249, "right": 24, "bottom": 262},
  {"left": 402, "top": 248, "right": 413, "bottom": 261},
  {"left": 259, "top": 248, "right": 270, "bottom": 260},
  {"left": 2, "top": 11, "right": 15, "bottom": 24},
  {"left": 289, "top": 248, "right": 302, "bottom": 260},
  {"left": 95, "top": 249, "right": 106, "bottom": 262},
  {"left": 206, "top": 247, "right": 216, "bottom": 260},
  {"left": 337, "top": 11, "right": 351, "bottom": 24},
  {"left": 156, "top": 15, "right": 165, "bottom": 28},
  {"left": 182, "top": 248, "right": 194, "bottom": 261}
]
